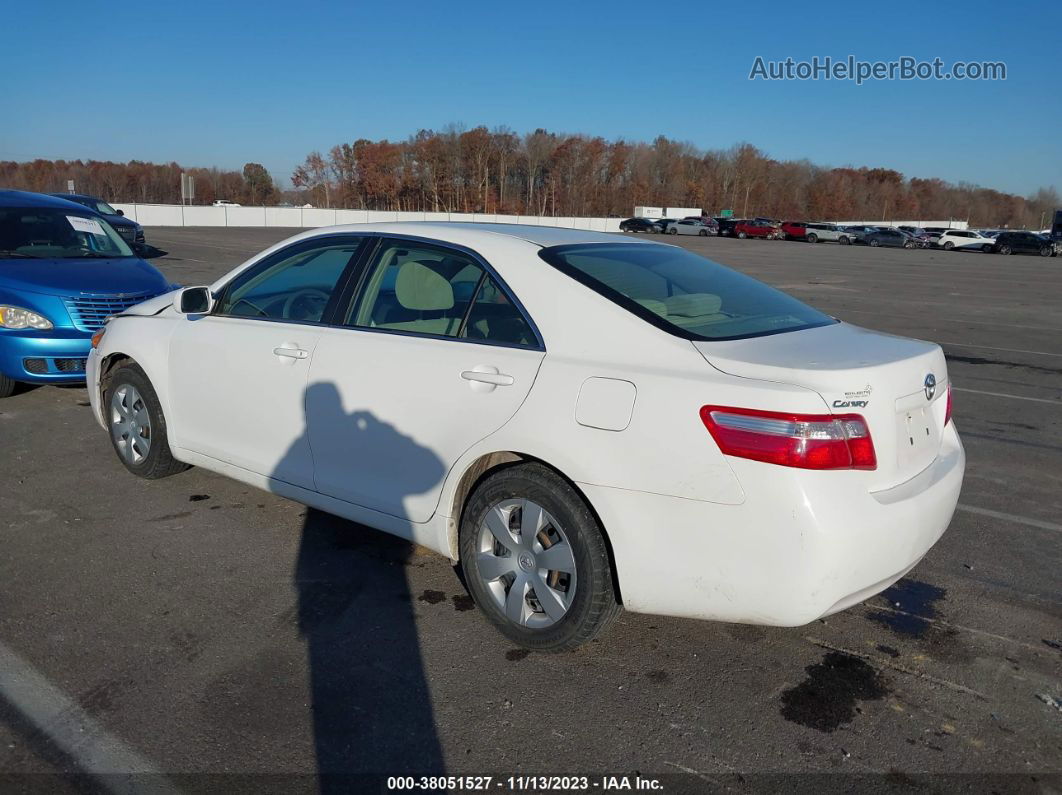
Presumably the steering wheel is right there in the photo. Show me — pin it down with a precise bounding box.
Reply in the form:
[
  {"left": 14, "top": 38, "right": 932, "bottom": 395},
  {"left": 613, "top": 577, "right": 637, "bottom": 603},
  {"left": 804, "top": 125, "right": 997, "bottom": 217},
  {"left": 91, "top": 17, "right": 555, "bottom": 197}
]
[{"left": 282, "top": 288, "right": 330, "bottom": 321}]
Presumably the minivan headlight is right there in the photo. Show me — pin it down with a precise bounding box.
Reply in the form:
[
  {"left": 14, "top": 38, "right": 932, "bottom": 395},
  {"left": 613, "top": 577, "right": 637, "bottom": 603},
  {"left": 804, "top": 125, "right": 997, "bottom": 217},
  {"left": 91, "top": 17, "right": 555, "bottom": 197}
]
[{"left": 0, "top": 306, "right": 54, "bottom": 330}]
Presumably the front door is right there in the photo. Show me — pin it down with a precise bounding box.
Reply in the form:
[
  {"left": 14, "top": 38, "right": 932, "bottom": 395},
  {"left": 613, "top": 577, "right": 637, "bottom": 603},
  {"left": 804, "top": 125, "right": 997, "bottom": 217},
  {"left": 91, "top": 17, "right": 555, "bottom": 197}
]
[
  {"left": 306, "top": 237, "right": 545, "bottom": 523},
  {"left": 167, "top": 236, "right": 366, "bottom": 489}
]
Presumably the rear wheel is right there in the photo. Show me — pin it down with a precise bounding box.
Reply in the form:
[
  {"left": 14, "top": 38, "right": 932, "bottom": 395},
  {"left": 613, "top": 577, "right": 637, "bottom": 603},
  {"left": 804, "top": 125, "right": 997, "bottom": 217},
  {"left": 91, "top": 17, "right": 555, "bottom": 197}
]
[
  {"left": 699, "top": 229, "right": 708, "bottom": 236},
  {"left": 806, "top": 233, "right": 818, "bottom": 243},
  {"left": 668, "top": 227, "right": 677, "bottom": 235},
  {"left": 737, "top": 231, "right": 747, "bottom": 239},
  {"left": 839, "top": 236, "right": 850, "bottom": 245},
  {"left": 459, "top": 463, "right": 620, "bottom": 652},
  {"left": 869, "top": 239, "right": 880, "bottom": 247},
  {"left": 998, "top": 245, "right": 1011, "bottom": 255},
  {"left": 105, "top": 364, "right": 189, "bottom": 479},
  {"left": 0, "top": 373, "right": 17, "bottom": 399}
]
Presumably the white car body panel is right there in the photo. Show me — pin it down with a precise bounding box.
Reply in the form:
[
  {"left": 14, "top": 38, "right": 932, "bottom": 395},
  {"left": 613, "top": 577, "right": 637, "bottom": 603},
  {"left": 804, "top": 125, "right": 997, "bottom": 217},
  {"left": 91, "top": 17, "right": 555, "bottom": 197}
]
[
  {"left": 938, "top": 230, "right": 994, "bottom": 250},
  {"left": 86, "top": 222, "right": 965, "bottom": 626}
]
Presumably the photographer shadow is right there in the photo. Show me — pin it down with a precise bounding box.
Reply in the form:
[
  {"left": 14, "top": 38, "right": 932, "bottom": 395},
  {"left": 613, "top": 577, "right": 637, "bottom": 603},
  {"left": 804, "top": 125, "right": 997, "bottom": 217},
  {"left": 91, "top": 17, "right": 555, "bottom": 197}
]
[{"left": 278, "top": 382, "right": 447, "bottom": 789}]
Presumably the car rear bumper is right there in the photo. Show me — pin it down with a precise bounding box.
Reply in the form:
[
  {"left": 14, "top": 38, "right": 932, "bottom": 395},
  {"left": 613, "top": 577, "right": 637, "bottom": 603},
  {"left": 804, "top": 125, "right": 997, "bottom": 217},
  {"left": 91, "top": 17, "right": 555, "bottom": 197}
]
[
  {"left": 0, "top": 329, "right": 92, "bottom": 384},
  {"left": 580, "top": 423, "right": 965, "bottom": 625}
]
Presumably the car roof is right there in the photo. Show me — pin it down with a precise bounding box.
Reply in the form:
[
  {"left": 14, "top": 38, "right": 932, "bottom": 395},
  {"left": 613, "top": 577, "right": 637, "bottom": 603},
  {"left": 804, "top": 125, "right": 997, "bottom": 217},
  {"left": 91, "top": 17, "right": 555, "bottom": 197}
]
[
  {"left": 0, "top": 189, "right": 98, "bottom": 211},
  {"left": 298, "top": 221, "right": 641, "bottom": 248},
  {"left": 48, "top": 192, "right": 102, "bottom": 202}
]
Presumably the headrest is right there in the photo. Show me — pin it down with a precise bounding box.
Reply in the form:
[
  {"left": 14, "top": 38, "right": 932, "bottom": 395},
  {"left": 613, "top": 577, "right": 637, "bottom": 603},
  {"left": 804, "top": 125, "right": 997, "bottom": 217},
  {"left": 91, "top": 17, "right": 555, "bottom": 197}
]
[
  {"left": 633, "top": 298, "right": 668, "bottom": 317},
  {"left": 395, "top": 261, "right": 454, "bottom": 311},
  {"left": 665, "top": 293, "right": 722, "bottom": 317}
]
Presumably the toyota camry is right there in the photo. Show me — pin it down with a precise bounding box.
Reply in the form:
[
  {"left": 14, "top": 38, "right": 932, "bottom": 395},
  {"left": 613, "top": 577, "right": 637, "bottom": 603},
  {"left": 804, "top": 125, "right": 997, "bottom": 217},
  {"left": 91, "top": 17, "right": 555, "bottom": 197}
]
[{"left": 86, "top": 224, "right": 964, "bottom": 651}]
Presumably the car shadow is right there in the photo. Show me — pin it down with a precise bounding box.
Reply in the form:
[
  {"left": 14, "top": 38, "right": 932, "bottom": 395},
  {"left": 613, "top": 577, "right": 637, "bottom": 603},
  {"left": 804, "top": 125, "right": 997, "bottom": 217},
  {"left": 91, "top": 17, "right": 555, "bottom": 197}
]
[{"left": 276, "top": 382, "right": 447, "bottom": 789}]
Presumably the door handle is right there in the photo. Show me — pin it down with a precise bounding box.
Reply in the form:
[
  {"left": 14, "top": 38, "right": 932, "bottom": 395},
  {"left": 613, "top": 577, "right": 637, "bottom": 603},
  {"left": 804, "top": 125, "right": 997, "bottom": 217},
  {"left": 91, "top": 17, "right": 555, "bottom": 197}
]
[
  {"left": 461, "top": 369, "right": 514, "bottom": 387},
  {"left": 273, "top": 347, "right": 309, "bottom": 359}
]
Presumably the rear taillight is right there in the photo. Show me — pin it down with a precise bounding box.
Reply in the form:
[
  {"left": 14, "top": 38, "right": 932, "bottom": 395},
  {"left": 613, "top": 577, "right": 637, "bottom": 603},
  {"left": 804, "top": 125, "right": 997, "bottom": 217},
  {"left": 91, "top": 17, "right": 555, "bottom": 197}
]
[
  {"left": 944, "top": 384, "right": 953, "bottom": 425},
  {"left": 700, "top": 405, "right": 877, "bottom": 470}
]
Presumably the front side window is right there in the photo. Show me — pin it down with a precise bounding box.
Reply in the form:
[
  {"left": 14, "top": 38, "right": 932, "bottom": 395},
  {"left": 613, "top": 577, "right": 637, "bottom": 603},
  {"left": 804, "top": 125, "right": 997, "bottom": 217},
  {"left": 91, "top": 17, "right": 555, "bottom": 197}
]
[
  {"left": 215, "top": 239, "right": 364, "bottom": 322},
  {"left": 540, "top": 243, "right": 836, "bottom": 341},
  {"left": 348, "top": 240, "right": 537, "bottom": 346},
  {"left": 0, "top": 207, "right": 132, "bottom": 259}
]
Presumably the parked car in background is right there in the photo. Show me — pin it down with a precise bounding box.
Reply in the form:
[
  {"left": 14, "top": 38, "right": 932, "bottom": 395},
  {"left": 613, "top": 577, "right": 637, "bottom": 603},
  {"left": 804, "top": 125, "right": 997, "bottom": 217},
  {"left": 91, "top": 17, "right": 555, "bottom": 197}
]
[
  {"left": 86, "top": 222, "right": 963, "bottom": 651},
  {"left": 837, "top": 225, "right": 878, "bottom": 245},
  {"left": 51, "top": 193, "right": 145, "bottom": 248},
  {"left": 212, "top": 200, "right": 241, "bottom": 207},
  {"left": 715, "top": 218, "right": 742, "bottom": 237},
  {"left": 804, "top": 223, "right": 846, "bottom": 243},
  {"left": 0, "top": 190, "right": 173, "bottom": 398},
  {"left": 619, "top": 217, "right": 658, "bottom": 233},
  {"left": 653, "top": 218, "right": 677, "bottom": 233},
  {"left": 862, "top": 228, "right": 911, "bottom": 248},
  {"left": 922, "top": 227, "right": 949, "bottom": 246},
  {"left": 781, "top": 221, "right": 808, "bottom": 240},
  {"left": 667, "top": 218, "right": 717, "bottom": 236},
  {"left": 734, "top": 219, "right": 781, "bottom": 239},
  {"left": 992, "top": 231, "right": 1056, "bottom": 257},
  {"left": 897, "top": 226, "right": 933, "bottom": 246},
  {"left": 937, "top": 229, "right": 996, "bottom": 252}
]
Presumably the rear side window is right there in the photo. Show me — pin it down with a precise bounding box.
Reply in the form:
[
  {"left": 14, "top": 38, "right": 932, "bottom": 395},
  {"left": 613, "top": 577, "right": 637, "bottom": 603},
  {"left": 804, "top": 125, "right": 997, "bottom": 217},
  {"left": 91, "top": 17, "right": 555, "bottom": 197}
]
[{"left": 540, "top": 243, "right": 836, "bottom": 341}]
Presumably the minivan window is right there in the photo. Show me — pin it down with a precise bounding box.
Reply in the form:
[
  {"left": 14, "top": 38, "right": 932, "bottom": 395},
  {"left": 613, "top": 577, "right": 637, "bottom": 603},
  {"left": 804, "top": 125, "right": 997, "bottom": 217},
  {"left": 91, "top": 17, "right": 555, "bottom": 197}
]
[{"left": 540, "top": 243, "right": 836, "bottom": 341}]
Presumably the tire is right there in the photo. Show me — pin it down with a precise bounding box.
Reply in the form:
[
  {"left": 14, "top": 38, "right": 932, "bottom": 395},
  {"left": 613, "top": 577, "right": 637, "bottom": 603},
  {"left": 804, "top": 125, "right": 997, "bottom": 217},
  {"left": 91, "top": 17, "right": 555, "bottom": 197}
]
[
  {"left": 982, "top": 245, "right": 992, "bottom": 253},
  {"left": 668, "top": 227, "right": 677, "bottom": 235},
  {"left": 737, "top": 231, "right": 747, "bottom": 239},
  {"left": 943, "top": 241, "right": 954, "bottom": 250},
  {"left": 839, "top": 236, "right": 850, "bottom": 245},
  {"left": 1040, "top": 246, "right": 1053, "bottom": 257},
  {"left": 998, "top": 245, "right": 1011, "bottom": 255},
  {"left": 806, "top": 233, "right": 818, "bottom": 244},
  {"left": 105, "top": 363, "right": 189, "bottom": 479},
  {"left": 0, "top": 372, "right": 17, "bottom": 399},
  {"left": 699, "top": 229, "right": 707, "bottom": 236},
  {"left": 904, "top": 240, "right": 914, "bottom": 249},
  {"left": 869, "top": 239, "right": 880, "bottom": 247},
  {"left": 459, "top": 462, "right": 620, "bottom": 652}
]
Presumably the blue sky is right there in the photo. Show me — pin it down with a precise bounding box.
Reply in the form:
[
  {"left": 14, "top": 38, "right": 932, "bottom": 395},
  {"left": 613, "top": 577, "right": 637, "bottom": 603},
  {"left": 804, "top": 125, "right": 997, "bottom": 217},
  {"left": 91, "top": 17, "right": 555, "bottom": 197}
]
[{"left": 3, "top": 0, "right": 1059, "bottom": 195}]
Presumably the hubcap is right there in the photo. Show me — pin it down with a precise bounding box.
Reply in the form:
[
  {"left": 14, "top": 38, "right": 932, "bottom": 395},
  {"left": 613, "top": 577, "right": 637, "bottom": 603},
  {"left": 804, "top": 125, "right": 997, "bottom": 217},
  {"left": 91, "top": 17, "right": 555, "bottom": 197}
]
[
  {"left": 476, "top": 499, "right": 577, "bottom": 629},
  {"left": 110, "top": 384, "right": 152, "bottom": 465}
]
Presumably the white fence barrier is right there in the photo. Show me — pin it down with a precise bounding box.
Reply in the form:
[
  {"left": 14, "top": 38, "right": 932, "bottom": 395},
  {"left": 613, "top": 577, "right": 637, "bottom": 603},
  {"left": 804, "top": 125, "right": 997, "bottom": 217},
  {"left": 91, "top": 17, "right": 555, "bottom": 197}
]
[
  {"left": 112, "top": 203, "right": 626, "bottom": 233},
  {"left": 834, "top": 219, "right": 969, "bottom": 230}
]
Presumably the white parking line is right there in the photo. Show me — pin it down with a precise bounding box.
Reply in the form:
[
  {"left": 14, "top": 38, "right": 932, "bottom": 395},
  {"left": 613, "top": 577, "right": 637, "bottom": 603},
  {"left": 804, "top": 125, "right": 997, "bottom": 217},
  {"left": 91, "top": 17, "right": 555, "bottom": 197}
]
[
  {"left": 953, "top": 387, "right": 1060, "bottom": 405},
  {"left": 956, "top": 504, "right": 1062, "bottom": 533},
  {"left": 0, "top": 642, "right": 180, "bottom": 792}
]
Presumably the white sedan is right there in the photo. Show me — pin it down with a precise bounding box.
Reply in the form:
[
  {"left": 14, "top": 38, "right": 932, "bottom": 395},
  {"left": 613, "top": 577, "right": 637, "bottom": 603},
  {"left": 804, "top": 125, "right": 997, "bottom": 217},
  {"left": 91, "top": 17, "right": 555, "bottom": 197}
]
[{"left": 86, "top": 224, "right": 964, "bottom": 651}]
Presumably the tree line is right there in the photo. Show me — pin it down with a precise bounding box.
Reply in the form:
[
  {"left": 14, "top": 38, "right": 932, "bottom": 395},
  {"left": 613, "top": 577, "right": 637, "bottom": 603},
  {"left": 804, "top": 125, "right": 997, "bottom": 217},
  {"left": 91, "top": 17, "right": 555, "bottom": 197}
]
[
  {"left": 0, "top": 159, "right": 278, "bottom": 207},
  {"left": 3, "top": 127, "right": 1058, "bottom": 228}
]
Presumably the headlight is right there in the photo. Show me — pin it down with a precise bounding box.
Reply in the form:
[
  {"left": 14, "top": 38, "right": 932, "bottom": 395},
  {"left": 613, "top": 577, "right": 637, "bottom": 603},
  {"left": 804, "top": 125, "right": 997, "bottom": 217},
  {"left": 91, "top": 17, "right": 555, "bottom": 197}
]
[{"left": 0, "top": 306, "right": 54, "bottom": 330}]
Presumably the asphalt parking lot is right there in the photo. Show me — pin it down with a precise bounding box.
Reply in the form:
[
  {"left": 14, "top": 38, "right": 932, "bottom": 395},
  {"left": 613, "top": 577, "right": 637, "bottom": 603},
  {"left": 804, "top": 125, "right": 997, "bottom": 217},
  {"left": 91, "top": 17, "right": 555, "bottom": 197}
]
[{"left": 2, "top": 227, "right": 1060, "bottom": 791}]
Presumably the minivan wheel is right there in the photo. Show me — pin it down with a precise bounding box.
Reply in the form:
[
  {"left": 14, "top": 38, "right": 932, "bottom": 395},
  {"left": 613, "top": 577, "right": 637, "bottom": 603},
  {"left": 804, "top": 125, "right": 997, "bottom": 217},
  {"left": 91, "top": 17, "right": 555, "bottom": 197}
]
[
  {"left": 806, "top": 233, "right": 818, "bottom": 243},
  {"left": 459, "top": 463, "right": 620, "bottom": 652},
  {"left": 0, "top": 372, "right": 17, "bottom": 399},
  {"left": 105, "top": 363, "right": 189, "bottom": 479},
  {"left": 943, "top": 241, "right": 954, "bottom": 250}
]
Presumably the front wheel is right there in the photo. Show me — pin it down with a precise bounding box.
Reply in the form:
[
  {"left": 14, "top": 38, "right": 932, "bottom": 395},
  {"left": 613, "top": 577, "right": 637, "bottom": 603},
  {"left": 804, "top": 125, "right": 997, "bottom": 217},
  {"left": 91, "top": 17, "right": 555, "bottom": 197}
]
[
  {"left": 459, "top": 463, "right": 620, "bottom": 652},
  {"left": 998, "top": 245, "right": 1011, "bottom": 255},
  {"left": 943, "top": 241, "right": 954, "bottom": 250},
  {"left": 105, "top": 363, "right": 189, "bottom": 479},
  {"left": 667, "top": 227, "right": 677, "bottom": 235},
  {"left": 904, "top": 240, "right": 914, "bottom": 248},
  {"left": 982, "top": 244, "right": 993, "bottom": 253},
  {"left": 839, "top": 236, "right": 850, "bottom": 245},
  {"left": 0, "top": 372, "right": 17, "bottom": 399},
  {"left": 1040, "top": 246, "right": 1053, "bottom": 257},
  {"left": 869, "top": 239, "right": 880, "bottom": 247},
  {"left": 698, "top": 229, "right": 708, "bottom": 236}
]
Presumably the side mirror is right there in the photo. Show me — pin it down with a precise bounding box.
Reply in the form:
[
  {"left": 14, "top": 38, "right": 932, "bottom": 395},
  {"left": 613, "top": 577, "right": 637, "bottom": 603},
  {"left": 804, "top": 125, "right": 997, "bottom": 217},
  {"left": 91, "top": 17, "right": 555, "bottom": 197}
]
[
  {"left": 116, "top": 209, "right": 125, "bottom": 216},
  {"left": 175, "top": 286, "right": 214, "bottom": 315}
]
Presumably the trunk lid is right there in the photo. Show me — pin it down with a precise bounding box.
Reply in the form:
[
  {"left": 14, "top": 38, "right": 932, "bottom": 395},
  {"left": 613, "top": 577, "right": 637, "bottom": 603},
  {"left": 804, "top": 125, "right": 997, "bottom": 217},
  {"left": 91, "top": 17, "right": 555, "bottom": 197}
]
[{"left": 693, "top": 322, "right": 949, "bottom": 489}]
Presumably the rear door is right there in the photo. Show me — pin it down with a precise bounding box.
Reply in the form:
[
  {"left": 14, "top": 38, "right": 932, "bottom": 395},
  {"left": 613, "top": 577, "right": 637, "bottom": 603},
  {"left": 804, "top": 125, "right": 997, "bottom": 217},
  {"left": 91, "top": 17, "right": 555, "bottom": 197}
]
[
  {"left": 305, "top": 236, "right": 545, "bottom": 523},
  {"left": 167, "top": 235, "right": 367, "bottom": 488}
]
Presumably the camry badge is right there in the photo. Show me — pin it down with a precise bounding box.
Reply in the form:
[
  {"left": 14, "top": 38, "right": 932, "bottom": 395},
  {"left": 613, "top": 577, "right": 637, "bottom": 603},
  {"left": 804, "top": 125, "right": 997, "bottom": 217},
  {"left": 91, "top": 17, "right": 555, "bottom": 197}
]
[{"left": 924, "top": 373, "right": 937, "bottom": 401}]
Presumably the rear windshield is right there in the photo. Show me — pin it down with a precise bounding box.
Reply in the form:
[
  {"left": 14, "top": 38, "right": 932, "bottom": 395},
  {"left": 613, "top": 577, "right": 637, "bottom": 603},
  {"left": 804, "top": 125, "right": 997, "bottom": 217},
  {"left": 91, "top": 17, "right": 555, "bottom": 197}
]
[{"left": 539, "top": 242, "right": 836, "bottom": 341}]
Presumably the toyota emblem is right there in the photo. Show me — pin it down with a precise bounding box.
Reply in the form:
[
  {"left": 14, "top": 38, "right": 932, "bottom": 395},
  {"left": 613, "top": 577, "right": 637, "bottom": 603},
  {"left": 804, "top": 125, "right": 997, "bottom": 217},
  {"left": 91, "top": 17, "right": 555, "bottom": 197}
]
[{"left": 924, "top": 373, "right": 936, "bottom": 401}]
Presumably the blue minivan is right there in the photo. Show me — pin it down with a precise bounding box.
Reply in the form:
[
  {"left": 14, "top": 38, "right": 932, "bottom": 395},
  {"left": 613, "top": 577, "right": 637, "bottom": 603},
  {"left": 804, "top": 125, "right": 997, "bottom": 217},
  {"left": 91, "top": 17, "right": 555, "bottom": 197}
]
[{"left": 0, "top": 190, "right": 173, "bottom": 398}]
